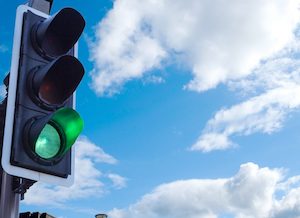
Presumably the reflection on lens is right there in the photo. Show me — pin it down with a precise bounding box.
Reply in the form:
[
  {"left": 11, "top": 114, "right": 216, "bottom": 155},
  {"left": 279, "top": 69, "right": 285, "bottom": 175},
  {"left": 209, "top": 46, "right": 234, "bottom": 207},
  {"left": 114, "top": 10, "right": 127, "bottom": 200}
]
[{"left": 35, "top": 124, "right": 61, "bottom": 159}]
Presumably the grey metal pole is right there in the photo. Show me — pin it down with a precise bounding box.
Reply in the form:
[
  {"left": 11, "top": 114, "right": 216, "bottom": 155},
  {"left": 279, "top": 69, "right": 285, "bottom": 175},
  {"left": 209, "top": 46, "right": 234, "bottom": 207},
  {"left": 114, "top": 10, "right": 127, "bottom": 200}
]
[
  {"left": 0, "top": 83, "right": 19, "bottom": 218},
  {"left": 0, "top": 171, "right": 20, "bottom": 218},
  {"left": 28, "top": 0, "right": 53, "bottom": 14}
]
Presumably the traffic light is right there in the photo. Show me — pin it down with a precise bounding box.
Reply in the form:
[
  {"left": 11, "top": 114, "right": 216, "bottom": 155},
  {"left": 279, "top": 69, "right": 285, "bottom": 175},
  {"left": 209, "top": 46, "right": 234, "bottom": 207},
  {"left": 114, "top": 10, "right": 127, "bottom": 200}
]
[{"left": 1, "top": 5, "right": 85, "bottom": 185}]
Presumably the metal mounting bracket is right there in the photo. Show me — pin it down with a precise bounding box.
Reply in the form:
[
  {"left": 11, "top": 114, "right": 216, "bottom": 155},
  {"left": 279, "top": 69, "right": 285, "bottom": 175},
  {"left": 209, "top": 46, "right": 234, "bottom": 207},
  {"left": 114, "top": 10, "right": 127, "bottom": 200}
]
[
  {"left": 13, "top": 178, "right": 36, "bottom": 200},
  {"left": 28, "top": 0, "right": 53, "bottom": 14}
]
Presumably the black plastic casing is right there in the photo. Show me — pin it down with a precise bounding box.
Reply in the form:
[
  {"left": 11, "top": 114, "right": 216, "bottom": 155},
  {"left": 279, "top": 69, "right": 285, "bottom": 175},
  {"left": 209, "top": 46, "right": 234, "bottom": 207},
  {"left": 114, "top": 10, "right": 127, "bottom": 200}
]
[{"left": 10, "top": 11, "right": 74, "bottom": 178}]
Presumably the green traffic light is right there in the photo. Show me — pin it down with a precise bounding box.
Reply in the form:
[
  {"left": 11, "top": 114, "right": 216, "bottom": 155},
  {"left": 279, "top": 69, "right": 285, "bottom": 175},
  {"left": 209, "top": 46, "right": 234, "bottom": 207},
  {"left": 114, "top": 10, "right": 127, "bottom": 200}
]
[
  {"left": 35, "top": 123, "right": 61, "bottom": 159},
  {"left": 34, "top": 108, "right": 83, "bottom": 160}
]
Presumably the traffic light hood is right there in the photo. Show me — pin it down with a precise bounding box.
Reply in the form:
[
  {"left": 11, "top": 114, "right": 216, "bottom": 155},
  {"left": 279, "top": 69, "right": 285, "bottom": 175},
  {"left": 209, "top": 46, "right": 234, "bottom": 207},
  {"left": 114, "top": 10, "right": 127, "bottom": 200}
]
[{"left": 32, "top": 7, "right": 86, "bottom": 58}]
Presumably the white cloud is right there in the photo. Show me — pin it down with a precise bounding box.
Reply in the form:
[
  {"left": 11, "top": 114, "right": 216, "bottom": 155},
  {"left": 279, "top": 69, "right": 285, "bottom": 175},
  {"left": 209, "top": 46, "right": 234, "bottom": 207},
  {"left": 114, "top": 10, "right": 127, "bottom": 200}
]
[
  {"left": 89, "top": 0, "right": 300, "bottom": 96},
  {"left": 107, "top": 163, "right": 300, "bottom": 218},
  {"left": 191, "top": 132, "right": 235, "bottom": 152},
  {"left": 107, "top": 173, "right": 127, "bottom": 190},
  {"left": 89, "top": 0, "right": 300, "bottom": 151},
  {"left": 75, "top": 136, "right": 117, "bottom": 164},
  {"left": 23, "top": 136, "right": 122, "bottom": 207},
  {"left": 142, "top": 75, "right": 165, "bottom": 85},
  {"left": 191, "top": 38, "right": 300, "bottom": 152},
  {"left": 191, "top": 85, "right": 300, "bottom": 152}
]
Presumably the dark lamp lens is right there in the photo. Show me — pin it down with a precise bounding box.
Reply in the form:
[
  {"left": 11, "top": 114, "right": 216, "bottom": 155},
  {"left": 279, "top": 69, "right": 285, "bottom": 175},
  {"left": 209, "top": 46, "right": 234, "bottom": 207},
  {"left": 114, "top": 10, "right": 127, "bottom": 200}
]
[{"left": 36, "top": 55, "right": 84, "bottom": 106}]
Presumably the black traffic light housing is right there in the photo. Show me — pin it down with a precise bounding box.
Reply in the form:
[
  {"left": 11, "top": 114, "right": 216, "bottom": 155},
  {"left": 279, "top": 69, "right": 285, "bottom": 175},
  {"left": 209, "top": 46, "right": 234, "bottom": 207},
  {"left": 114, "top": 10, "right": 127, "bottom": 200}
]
[{"left": 3, "top": 6, "right": 85, "bottom": 181}]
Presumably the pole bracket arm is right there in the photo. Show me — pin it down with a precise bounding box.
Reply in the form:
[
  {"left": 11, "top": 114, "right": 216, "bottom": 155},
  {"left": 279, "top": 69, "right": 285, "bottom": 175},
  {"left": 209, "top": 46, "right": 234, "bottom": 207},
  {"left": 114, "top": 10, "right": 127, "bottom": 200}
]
[
  {"left": 13, "top": 177, "right": 36, "bottom": 200},
  {"left": 28, "top": 0, "right": 53, "bottom": 15}
]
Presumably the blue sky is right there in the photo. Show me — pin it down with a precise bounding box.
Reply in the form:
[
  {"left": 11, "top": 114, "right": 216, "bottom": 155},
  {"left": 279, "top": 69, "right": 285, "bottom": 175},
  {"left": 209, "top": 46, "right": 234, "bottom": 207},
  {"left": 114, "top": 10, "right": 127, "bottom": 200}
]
[{"left": 2, "top": 0, "right": 300, "bottom": 217}]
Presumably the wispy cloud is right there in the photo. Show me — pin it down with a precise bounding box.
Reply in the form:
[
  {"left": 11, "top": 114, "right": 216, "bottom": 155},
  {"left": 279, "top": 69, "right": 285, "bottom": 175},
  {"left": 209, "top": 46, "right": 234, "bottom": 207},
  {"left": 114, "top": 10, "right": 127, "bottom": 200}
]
[
  {"left": 142, "top": 75, "right": 165, "bottom": 85},
  {"left": 89, "top": 0, "right": 299, "bottom": 96},
  {"left": 107, "top": 173, "right": 127, "bottom": 190},
  {"left": 108, "top": 163, "right": 300, "bottom": 218},
  {"left": 75, "top": 136, "right": 117, "bottom": 164},
  {"left": 191, "top": 38, "right": 300, "bottom": 152}
]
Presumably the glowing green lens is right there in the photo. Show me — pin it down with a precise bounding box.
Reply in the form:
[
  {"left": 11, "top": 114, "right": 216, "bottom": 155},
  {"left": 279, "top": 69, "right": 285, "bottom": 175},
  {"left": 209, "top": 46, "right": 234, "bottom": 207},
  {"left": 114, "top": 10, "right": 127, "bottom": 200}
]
[
  {"left": 35, "top": 124, "right": 61, "bottom": 159},
  {"left": 34, "top": 108, "right": 83, "bottom": 159}
]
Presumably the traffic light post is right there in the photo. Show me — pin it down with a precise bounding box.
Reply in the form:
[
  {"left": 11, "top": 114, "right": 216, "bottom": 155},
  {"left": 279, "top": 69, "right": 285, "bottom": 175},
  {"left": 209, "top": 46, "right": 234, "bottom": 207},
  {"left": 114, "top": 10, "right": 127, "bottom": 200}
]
[{"left": 0, "top": 0, "right": 85, "bottom": 217}]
